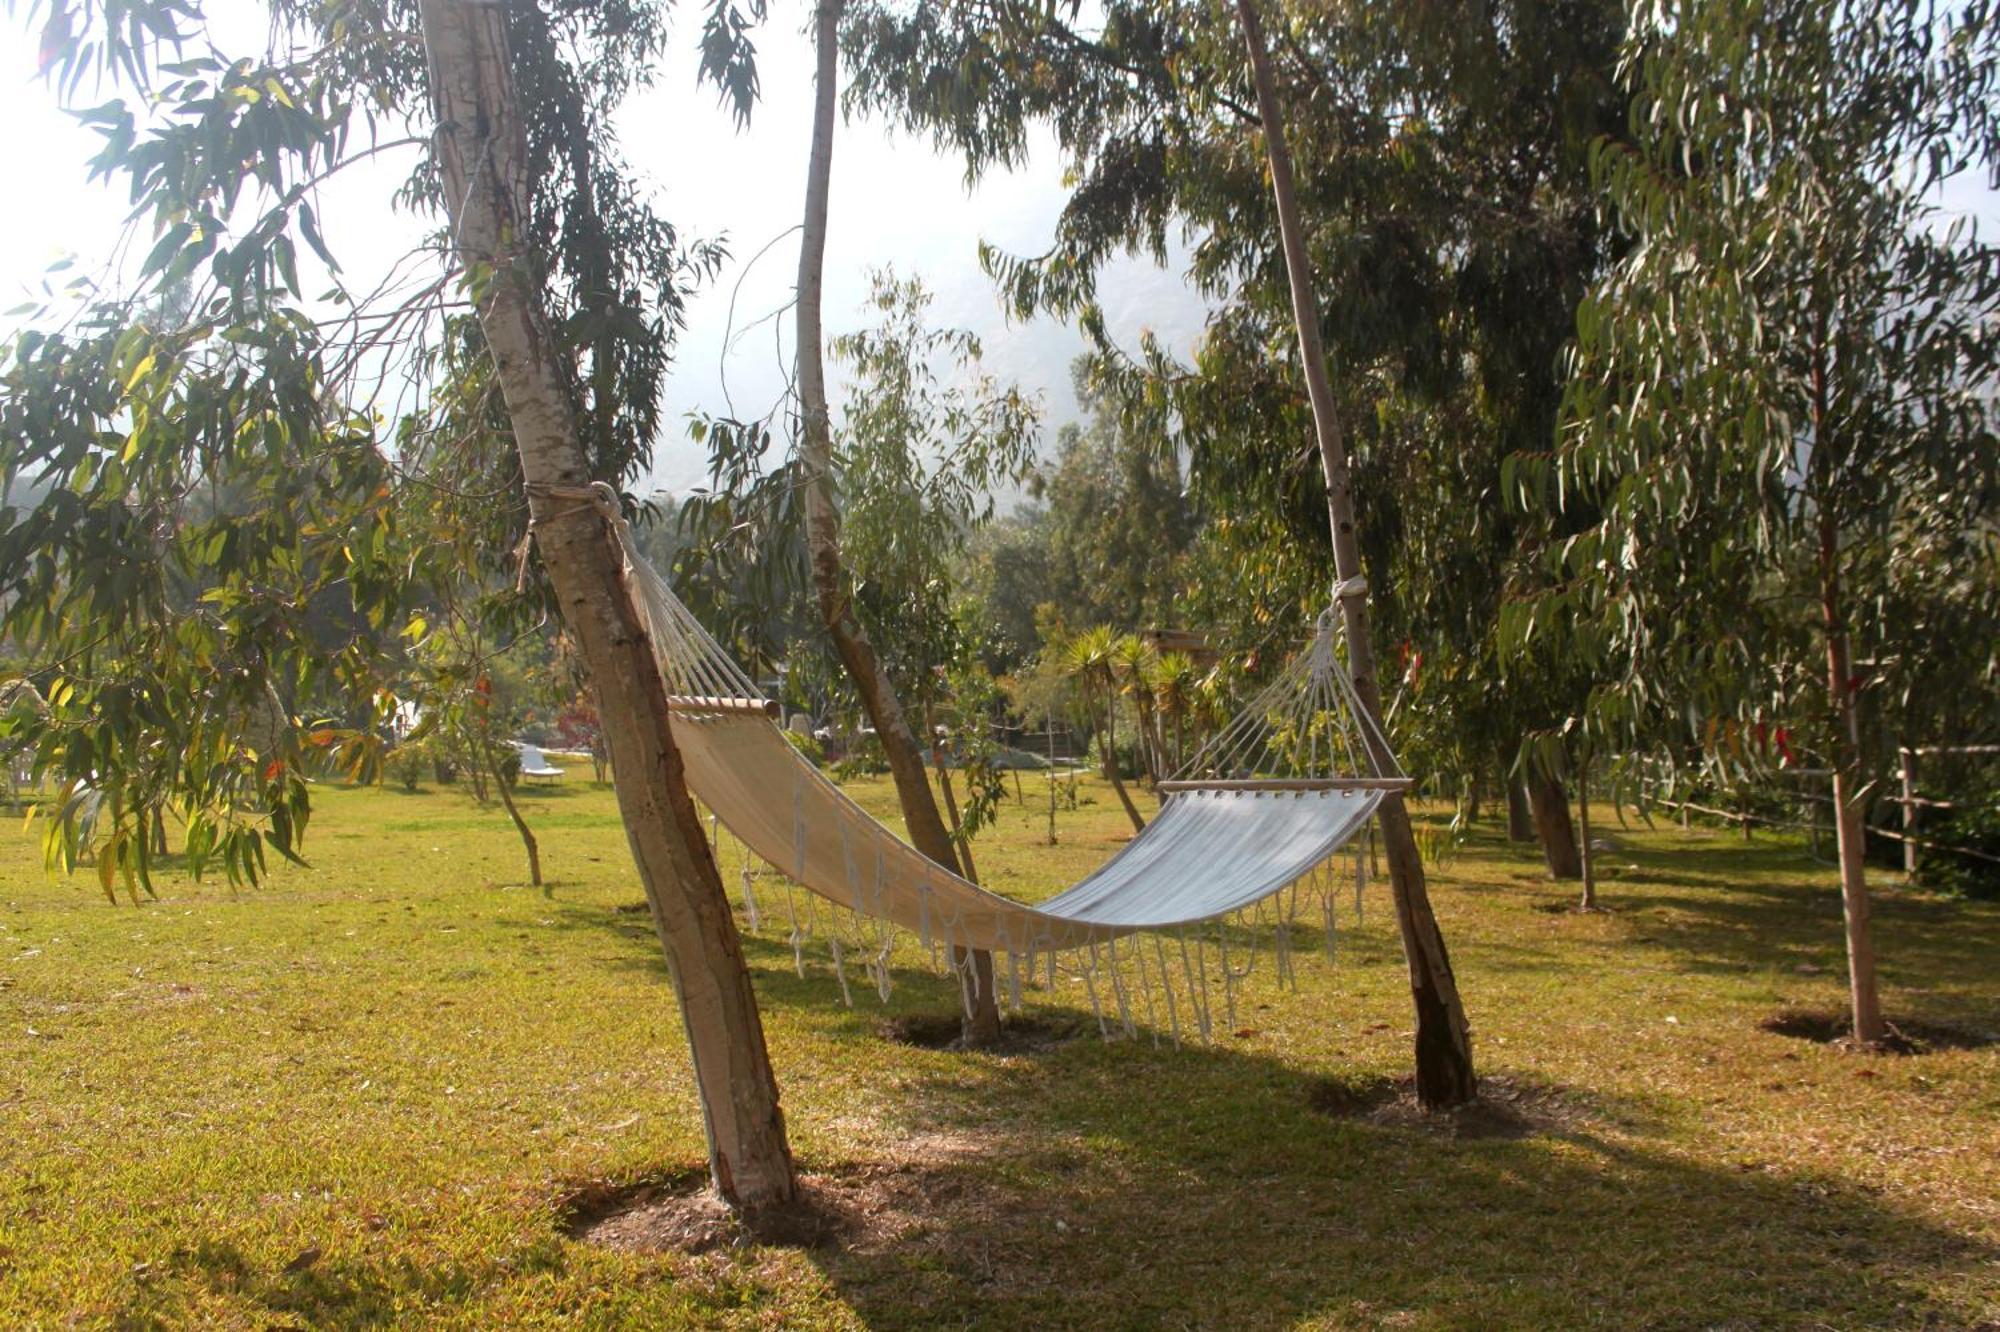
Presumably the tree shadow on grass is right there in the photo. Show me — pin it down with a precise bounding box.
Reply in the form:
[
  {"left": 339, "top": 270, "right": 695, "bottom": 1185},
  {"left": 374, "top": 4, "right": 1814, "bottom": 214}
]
[
  {"left": 91, "top": 873, "right": 1996, "bottom": 1330},
  {"left": 528, "top": 992, "right": 1994, "bottom": 1330},
  {"left": 1484, "top": 832, "right": 2000, "bottom": 1012},
  {"left": 767, "top": 1032, "right": 1996, "bottom": 1329},
  {"left": 537, "top": 883, "right": 1995, "bottom": 1325}
]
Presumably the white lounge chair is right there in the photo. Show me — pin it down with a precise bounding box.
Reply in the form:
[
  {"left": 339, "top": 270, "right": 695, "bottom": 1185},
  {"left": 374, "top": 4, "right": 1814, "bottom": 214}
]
[{"left": 516, "top": 744, "right": 564, "bottom": 783}]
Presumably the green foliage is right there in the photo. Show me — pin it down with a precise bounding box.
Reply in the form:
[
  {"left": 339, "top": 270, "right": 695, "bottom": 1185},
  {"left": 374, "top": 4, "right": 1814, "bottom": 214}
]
[
  {"left": 782, "top": 727, "right": 826, "bottom": 766},
  {"left": 967, "top": 367, "right": 1193, "bottom": 660},
  {"left": 684, "top": 269, "right": 1040, "bottom": 731},
  {"left": 1513, "top": 0, "right": 2000, "bottom": 792},
  {"left": 3, "top": 0, "right": 714, "bottom": 894},
  {"left": 830, "top": 732, "right": 889, "bottom": 781},
  {"left": 832, "top": 269, "right": 1041, "bottom": 698},
  {"left": 846, "top": 0, "right": 1633, "bottom": 799},
  {"left": 1915, "top": 791, "right": 2000, "bottom": 901},
  {"left": 385, "top": 738, "right": 436, "bottom": 794}
]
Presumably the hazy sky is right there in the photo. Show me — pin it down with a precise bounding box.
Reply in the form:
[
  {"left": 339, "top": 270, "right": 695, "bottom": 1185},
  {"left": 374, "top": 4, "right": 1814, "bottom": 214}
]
[{"left": 0, "top": 6, "right": 1212, "bottom": 493}]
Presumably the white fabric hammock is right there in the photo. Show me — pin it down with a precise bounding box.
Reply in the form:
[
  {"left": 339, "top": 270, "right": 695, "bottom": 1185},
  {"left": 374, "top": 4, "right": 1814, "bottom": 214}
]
[
  {"left": 584, "top": 484, "right": 1409, "bottom": 959},
  {"left": 673, "top": 706, "right": 1383, "bottom": 952}
]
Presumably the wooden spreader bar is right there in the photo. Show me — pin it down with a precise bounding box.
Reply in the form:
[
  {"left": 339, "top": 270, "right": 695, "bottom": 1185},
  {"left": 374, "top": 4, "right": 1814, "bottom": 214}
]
[
  {"left": 1157, "top": 776, "right": 1414, "bottom": 793},
  {"left": 665, "top": 695, "right": 781, "bottom": 717}
]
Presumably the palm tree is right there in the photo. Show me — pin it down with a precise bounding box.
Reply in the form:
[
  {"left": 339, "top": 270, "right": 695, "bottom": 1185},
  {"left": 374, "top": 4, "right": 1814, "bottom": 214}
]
[
  {"left": 1111, "top": 634, "right": 1161, "bottom": 786},
  {"left": 1063, "top": 626, "right": 1145, "bottom": 833},
  {"left": 1151, "top": 651, "right": 1199, "bottom": 775}
]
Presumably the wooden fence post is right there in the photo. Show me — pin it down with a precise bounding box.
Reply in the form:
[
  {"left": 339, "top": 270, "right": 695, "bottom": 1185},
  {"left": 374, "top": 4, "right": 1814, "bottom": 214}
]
[{"left": 1899, "top": 746, "right": 1918, "bottom": 875}]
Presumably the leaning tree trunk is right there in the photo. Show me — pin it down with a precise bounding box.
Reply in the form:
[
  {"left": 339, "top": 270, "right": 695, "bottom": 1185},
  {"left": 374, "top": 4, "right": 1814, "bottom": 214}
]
[
  {"left": 924, "top": 702, "right": 980, "bottom": 885},
  {"left": 483, "top": 737, "right": 543, "bottom": 888},
  {"left": 1236, "top": 0, "right": 1475, "bottom": 1108},
  {"left": 794, "top": 0, "right": 1000, "bottom": 1045},
  {"left": 419, "top": 0, "right": 796, "bottom": 1209},
  {"left": 1527, "top": 769, "right": 1583, "bottom": 880},
  {"left": 1100, "top": 687, "right": 1147, "bottom": 833}
]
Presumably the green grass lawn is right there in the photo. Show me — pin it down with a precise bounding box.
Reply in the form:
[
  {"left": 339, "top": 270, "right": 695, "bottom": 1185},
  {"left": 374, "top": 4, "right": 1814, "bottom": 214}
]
[{"left": 3, "top": 772, "right": 1996, "bottom": 1329}]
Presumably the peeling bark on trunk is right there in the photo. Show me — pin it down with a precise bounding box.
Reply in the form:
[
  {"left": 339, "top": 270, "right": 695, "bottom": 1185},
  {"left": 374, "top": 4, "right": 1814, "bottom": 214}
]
[
  {"left": 793, "top": 0, "right": 1000, "bottom": 1046},
  {"left": 1505, "top": 778, "right": 1534, "bottom": 843},
  {"left": 1528, "top": 770, "right": 1583, "bottom": 880},
  {"left": 419, "top": 0, "right": 796, "bottom": 1209},
  {"left": 1236, "top": 0, "right": 1475, "bottom": 1108}
]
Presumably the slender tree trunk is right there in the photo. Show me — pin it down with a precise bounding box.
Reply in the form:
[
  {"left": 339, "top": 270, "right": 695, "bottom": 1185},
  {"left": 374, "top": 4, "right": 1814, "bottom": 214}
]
[
  {"left": 420, "top": 0, "right": 796, "bottom": 1210},
  {"left": 463, "top": 736, "right": 489, "bottom": 803},
  {"left": 1236, "top": 0, "right": 1475, "bottom": 1108},
  {"left": 1576, "top": 752, "right": 1597, "bottom": 910},
  {"left": 483, "top": 738, "right": 542, "bottom": 888},
  {"left": 793, "top": 0, "right": 1000, "bottom": 1045},
  {"left": 1046, "top": 716, "right": 1060, "bottom": 845},
  {"left": 936, "top": 762, "right": 977, "bottom": 883},
  {"left": 1505, "top": 777, "right": 1534, "bottom": 843},
  {"left": 1100, "top": 688, "right": 1146, "bottom": 833},
  {"left": 1527, "top": 769, "right": 1583, "bottom": 880},
  {"left": 927, "top": 705, "right": 979, "bottom": 885},
  {"left": 1819, "top": 506, "right": 1884, "bottom": 1044}
]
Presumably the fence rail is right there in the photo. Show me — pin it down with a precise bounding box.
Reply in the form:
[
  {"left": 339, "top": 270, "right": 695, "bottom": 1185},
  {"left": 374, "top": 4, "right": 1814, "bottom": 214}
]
[{"left": 1630, "top": 742, "right": 1998, "bottom": 875}]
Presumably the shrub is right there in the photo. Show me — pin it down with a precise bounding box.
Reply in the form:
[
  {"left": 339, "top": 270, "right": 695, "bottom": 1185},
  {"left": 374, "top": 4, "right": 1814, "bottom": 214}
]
[
  {"left": 830, "top": 733, "right": 888, "bottom": 781},
  {"left": 1084, "top": 731, "right": 1142, "bottom": 780},
  {"left": 784, "top": 729, "right": 826, "bottom": 766},
  {"left": 1913, "top": 788, "right": 2000, "bottom": 900},
  {"left": 386, "top": 740, "right": 431, "bottom": 792}
]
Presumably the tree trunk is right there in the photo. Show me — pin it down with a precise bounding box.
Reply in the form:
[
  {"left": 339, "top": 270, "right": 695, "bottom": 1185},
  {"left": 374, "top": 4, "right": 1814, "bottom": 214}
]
[
  {"left": 462, "top": 736, "right": 489, "bottom": 803},
  {"left": 483, "top": 738, "right": 542, "bottom": 888},
  {"left": 1820, "top": 511, "right": 1884, "bottom": 1043},
  {"left": 1576, "top": 752, "right": 1596, "bottom": 910},
  {"left": 793, "top": 0, "right": 1000, "bottom": 1046},
  {"left": 1527, "top": 769, "right": 1582, "bottom": 880},
  {"left": 1046, "top": 717, "right": 1060, "bottom": 845},
  {"left": 1236, "top": 0, "right": 1475, "bottom": 1108},
  {"left": 419, "top": 0, "right": 796, "bottom": 1210},
  {"left": 927, "top": 707, "right": 979, "bottom": 886},
  {"left": 1505, "top": 777, "right": 1534, "bottom": 842},
  {"left": 1100, "top": 691, "right": 1146, "bottom": 833}
]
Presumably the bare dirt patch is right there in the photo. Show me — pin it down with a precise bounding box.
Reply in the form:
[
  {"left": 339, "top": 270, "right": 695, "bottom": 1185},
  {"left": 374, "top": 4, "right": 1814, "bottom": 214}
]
[
  {"left": 1305, "top": 1073, "right": 1591, "bottom": 1140},
  {"left": 877, "top": 1011, "right": 1087, "bottom": 1054},
  {"left": 563, "top": 1130, "right": 1082, "bottom": 1278},
  {"left": 1760, "top": 1008, "right": 1996, "bottom": 1055},
  {"left": 1531, "top": 899, "right": 1615, "bottom": 915}
]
